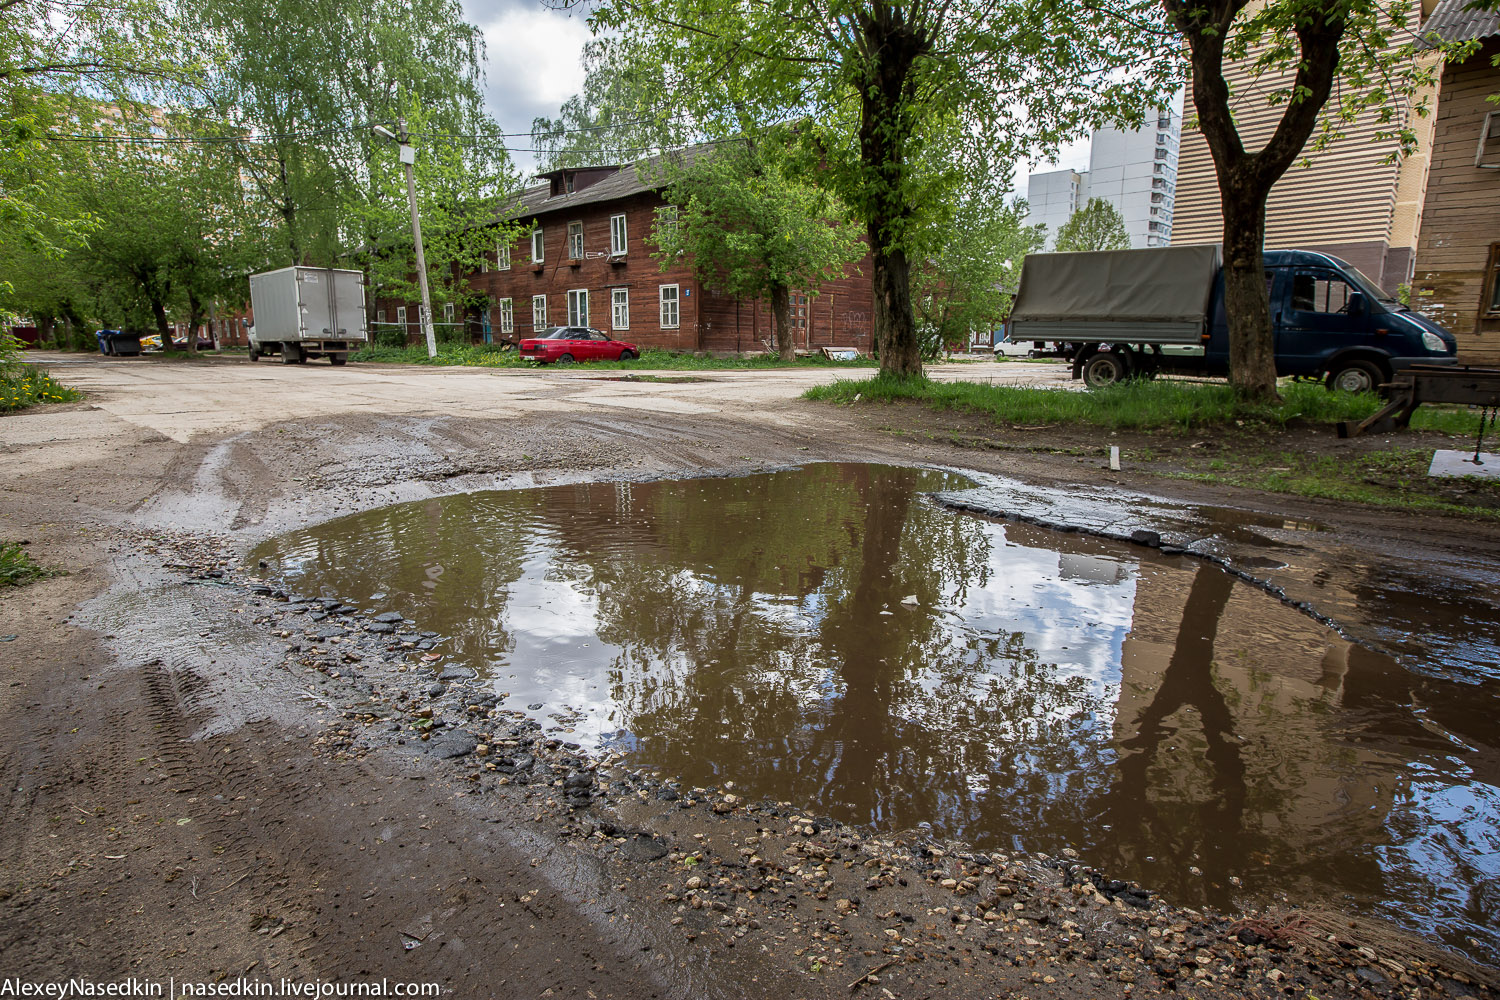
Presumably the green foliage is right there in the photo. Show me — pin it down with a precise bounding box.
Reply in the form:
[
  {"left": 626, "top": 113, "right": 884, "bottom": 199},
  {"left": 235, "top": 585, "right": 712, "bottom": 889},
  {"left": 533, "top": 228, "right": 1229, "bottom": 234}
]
[
  {"left": 531, "top": 40, "right": 692, "bottom": 170},
  {"left": 0, "top": 542, "right": 55, "bottom": 587},
  {"left": 3, "top": 0, "right": 516, "bottom": 340},
  {"left": 650, "top": 139, "right": 865, "bottom": 358},
  {"left": 1053, "top": 198, "right": 1130, "bottom": 253},
  {"left": 583, "top": 0, "right": 1180, "bottom": 378},
  {"left": 912, "top": 196, "right": 1044, "bottom": 356},
  {"left": 805, "top": 375, "right": 1476, "bottom": 433}
]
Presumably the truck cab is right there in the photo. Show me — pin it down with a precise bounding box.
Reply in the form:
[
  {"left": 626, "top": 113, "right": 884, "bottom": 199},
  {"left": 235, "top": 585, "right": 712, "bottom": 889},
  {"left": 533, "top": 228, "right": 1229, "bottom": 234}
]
[{"left": 1199, "top": 251, "right": 1458, "bottom": 392}]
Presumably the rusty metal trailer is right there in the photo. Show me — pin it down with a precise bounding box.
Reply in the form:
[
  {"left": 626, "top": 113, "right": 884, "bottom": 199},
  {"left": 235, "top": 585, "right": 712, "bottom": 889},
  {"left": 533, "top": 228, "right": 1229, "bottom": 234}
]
[{"left": 1337, "top": 365, "right": 1500, "bottom": 446}]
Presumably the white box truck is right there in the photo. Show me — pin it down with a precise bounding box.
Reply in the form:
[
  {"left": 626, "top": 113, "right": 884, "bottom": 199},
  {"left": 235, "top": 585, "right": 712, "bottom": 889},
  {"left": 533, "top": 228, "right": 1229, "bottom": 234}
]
[{"left": 248, "top": 266, "right": 367, "bottom": 366}]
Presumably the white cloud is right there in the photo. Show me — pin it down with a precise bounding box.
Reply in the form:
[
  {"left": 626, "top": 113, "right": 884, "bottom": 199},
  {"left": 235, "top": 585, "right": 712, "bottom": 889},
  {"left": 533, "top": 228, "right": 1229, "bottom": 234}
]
[{"left": 461, "top": 0, "right": 596, "bottom": 173}]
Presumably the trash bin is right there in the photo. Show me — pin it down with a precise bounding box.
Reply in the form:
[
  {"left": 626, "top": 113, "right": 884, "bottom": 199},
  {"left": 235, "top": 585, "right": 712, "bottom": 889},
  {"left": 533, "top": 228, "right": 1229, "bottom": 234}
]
[{"left": 96, "top": 329, "right": 141, "bottom": 356}]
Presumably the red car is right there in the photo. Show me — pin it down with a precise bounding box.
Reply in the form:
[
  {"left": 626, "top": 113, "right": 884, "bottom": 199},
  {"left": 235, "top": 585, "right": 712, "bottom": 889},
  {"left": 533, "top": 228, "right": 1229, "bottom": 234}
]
[{"left": 519, "top": 326, "right": 639, "bottom": 364}]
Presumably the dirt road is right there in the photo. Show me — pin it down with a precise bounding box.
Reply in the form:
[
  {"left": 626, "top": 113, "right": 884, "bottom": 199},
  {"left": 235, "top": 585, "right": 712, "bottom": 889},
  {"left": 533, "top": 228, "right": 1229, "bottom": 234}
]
[{"left": 2, "top": 354, "right": 1495, "bottom": 1000}]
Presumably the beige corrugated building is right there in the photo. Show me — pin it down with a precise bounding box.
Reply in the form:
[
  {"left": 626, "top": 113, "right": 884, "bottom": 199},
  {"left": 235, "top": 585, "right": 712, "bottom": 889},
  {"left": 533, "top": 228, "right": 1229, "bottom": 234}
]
[{"left": 1171, "top": 5, "right": 1440, "bottom": 293}]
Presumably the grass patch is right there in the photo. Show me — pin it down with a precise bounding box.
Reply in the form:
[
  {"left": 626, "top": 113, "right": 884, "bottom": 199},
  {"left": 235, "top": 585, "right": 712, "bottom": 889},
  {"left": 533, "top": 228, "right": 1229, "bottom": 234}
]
[
  {"left": 0, "top": 362, "right": 83, "bottom": 413},
  {"left": 349, "top": 343, "right": 879, "bottom": 371},
  {"left": 806, "top": 373, "right": 1482, "bottom": 434},
  {"left": 1166, "top": 448, "right": 1500, "bottom": 519},
  {"left": 0, "top": 542, "right": 56, "bottom": 587}
]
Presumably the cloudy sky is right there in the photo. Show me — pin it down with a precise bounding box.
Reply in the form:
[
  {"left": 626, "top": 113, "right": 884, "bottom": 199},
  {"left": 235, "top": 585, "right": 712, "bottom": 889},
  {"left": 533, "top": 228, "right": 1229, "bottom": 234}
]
[{"left": 458, "top": 0, "right": 1094, "bottom": 187}]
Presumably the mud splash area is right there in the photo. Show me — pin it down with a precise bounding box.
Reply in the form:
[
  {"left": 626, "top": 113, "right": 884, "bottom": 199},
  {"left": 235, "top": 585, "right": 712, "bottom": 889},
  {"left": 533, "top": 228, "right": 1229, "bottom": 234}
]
[{"left": 252, "top": 462, "right": 1500, "bottom": 964}]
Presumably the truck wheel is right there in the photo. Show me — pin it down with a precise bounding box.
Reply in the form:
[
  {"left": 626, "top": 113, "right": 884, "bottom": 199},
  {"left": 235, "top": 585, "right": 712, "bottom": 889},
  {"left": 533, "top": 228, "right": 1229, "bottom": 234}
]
[
  {"left": 330, "top": 354, "right": 347, "bottom": 366},
  {"left": 281, "top": 344, "right": 303, "bottom": 365},
  {"left": 1326, "top": 359, "right": 1384, "bottom": 394},
  {"left": 1082, "top": 352, "right": 1128, "bottom": 388},
  {"left": 248, "top": 346, "right": 259, "bottom": 362}
]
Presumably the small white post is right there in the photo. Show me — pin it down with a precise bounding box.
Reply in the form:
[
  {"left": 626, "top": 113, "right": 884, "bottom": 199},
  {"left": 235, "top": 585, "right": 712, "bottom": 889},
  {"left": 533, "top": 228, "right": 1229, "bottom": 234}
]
[{"left": 1109, "top": 445, "right": 1121, "bottom": 471}]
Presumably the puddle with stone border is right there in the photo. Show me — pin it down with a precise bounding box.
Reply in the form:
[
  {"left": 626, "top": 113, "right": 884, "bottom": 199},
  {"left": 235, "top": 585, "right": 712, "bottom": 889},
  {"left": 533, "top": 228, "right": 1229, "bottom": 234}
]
[{"left": 251, "top": 462, "right": 1500, "bottom": 963}]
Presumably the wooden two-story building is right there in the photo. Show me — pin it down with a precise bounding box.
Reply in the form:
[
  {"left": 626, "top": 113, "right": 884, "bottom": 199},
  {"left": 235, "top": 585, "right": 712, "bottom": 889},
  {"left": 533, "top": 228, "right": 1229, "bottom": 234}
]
[
  {"left": 375, "top": 150, "right": 874, "bottom": 354},
  {"left": 1411, "top": 0, "right": 1500, "bottom": 364}
]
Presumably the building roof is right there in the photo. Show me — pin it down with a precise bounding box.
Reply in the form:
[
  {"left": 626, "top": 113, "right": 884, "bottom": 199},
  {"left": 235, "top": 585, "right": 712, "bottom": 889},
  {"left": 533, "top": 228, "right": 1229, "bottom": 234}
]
[
  {"left": 1419, "top": 0, "right": 1500, "bottom": 48},
  {"left": 502, "top": 143, "right": 716, "bottom": 223}
]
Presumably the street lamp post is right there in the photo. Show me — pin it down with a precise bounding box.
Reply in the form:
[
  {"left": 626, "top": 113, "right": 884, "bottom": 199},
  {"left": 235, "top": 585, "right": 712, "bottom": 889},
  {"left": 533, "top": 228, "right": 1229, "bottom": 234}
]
[{"left": 373, "top": 119, "right": 437, "bottom": 359}]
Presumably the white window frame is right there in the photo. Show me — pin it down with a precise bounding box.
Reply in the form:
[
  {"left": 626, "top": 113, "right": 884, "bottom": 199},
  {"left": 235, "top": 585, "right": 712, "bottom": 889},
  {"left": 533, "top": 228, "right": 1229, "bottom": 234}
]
[
  {"left": 567, "top": 288, "right": 589, "bottom": 327},
  {"left": 611, "top": 288, "right": 629, "bottom": 330},
  {"left": 531, "top": 227, "right": 544, "bottom": 263},
  {"left": 568, "top": 221, "right": 584, "bottom": 259},
  {"left": 497, "top": 241, "right": 511, "bottom": 270},
  {"left": 396, "top": 306, "right": 407, "bottom": 327},
  {"left": 443, "top": 302, "right": 454, "bottom": 324},
  {"left": 480, "top": 253, "right": 489, "bottom": 274},
  {"left": 659, "top": 284, "right": 679, "bottom": 329},
  {"left": 532, "top": 294, "right": 547, "bottom": 330},
  {"left": 376, "top": 309, "right": 386, "bottom": 324},
  {"left": 610, "top": 214, "right": 628, "bottom": 256},
  {"left": 498, "top": 297, "right": 514, "bottom": 335}
]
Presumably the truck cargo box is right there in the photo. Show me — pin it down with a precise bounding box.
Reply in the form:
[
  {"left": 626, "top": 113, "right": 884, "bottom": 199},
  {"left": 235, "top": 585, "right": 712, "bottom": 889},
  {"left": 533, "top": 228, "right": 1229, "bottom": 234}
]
[
  {"left": 249, "top": 267, "right": 367, "bottom": 345},
  {"left": 1010, "top": 245, "right": 1222, "bottom": 344}
]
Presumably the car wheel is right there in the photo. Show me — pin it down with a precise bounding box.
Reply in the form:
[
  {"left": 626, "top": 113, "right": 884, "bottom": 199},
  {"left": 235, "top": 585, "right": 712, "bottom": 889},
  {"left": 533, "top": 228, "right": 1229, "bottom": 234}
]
[
  {"left": 1326, "top": 359, "right": 1384, "bottom": 394},
  {"left": 1082, "top": 352, "right": 1127, "bottom": 388},
  {"left": 557, "top": 353, "right": 575, "bottom": 365},
  {"left": 619, "top": 349, "right": 637, "bottom": 361},
  {"left": 993, "top": 352, "right": 1010, "bottom": 362}
]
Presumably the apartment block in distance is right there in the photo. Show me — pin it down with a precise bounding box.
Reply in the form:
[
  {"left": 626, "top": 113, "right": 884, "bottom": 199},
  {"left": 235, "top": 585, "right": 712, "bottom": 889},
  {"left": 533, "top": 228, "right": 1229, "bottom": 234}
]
[
  {"left": 373, "top": 146, "right": 874, "bottom": 354},
  {"left": 1025, "top": 103, "right": 1183, "bottom": 250},
  {"left": 1170, "top": 8, "right": 1438, "bottom": 294}
]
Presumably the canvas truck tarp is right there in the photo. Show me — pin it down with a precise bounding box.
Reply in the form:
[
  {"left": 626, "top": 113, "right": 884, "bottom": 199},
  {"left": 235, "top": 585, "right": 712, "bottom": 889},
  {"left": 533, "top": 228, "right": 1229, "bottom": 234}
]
[{"left": 1010, "top": 244, "right": 1223, "bottom": 344}]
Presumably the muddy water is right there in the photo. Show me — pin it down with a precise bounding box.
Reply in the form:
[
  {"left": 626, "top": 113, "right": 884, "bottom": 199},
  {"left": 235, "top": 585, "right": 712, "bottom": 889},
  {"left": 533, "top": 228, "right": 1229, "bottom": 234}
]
[{"left": 253, "top": 463, "right": 1500, "bottom": 962}]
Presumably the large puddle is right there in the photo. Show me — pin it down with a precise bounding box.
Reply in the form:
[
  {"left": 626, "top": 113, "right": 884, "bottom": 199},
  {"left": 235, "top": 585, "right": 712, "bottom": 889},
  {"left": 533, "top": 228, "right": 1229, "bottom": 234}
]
[{"left": 252, "top": 463, "right": 1500, "bottom": 962}]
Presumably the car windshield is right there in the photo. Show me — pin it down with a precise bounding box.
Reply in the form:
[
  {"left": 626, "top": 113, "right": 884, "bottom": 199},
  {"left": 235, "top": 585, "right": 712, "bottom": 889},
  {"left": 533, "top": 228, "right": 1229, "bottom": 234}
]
[
  {"left": 1340, "top": 264, "right": 1400, "bottom": 306},
  {"left": 537, "top": 327, "right": 574, "bottom": 339}
]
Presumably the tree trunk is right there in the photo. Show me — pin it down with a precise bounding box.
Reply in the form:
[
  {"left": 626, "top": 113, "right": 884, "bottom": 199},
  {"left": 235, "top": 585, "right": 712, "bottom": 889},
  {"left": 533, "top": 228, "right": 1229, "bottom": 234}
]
[
  {"left": 1220, "top": 182, "right": 1278, "bottom": 401},
  {"left": 1168, "top": 0, "right": 1346, "bottom": 403},
  {"left": 869, "top": 238, "right": 918, "bottom": 375},
  {"left": 770, "top": 283, "right": 794, "bottom": 360},
  {"left": 36, "top": 313, "right": 54, "bottom": 349},
  {"left": 150, "top": 298, "right": 170, "bottom": 344},
  {"left": 859, "top": 10, "right": 927, "bottom": 380},
  {"left": 186, "top": 290, "right": 202, "bottom": 355}
]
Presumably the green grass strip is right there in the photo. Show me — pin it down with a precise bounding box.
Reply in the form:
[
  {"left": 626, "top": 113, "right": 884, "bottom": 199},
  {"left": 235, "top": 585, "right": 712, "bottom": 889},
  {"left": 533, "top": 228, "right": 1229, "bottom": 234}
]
[{"left": 804, "top": 373, "right": 1480, "bottom": 434}]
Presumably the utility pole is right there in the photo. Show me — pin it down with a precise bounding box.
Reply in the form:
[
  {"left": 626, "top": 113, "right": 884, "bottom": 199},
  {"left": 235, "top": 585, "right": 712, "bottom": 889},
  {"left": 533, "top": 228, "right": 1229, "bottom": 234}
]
[{"left": 374, "top": 119, "right": 437, "bottom": 358}]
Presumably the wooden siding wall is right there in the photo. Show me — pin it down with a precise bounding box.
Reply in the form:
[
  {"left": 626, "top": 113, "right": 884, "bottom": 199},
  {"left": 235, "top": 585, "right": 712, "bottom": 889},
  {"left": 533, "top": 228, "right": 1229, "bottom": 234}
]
[
  {"left": 376, "top": 189, "right": 874, "bottom": 353},
  {"left": 1411, "top": 38, "right": 1500, "bottom": 365}
]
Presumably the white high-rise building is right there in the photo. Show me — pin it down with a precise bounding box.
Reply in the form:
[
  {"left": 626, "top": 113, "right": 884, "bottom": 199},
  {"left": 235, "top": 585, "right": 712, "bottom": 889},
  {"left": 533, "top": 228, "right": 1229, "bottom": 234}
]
[{"left": 1026, "top": 101, "right": 1182, "bottom": 249}]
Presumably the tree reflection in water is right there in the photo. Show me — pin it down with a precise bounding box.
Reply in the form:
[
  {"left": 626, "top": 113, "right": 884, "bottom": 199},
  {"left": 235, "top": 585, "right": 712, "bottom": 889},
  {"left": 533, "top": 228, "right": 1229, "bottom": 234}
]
[{"left": 253, "top": 462, "right": 1500, "bottom": 963}]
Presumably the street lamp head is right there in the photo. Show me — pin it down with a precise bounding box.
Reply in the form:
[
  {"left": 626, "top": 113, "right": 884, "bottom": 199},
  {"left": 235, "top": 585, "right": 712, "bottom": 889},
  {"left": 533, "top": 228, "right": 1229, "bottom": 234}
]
[{"left": 371, "top": 124, "right": 398, "bottom": 143}]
